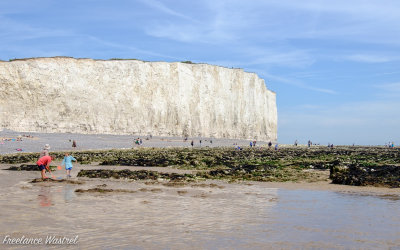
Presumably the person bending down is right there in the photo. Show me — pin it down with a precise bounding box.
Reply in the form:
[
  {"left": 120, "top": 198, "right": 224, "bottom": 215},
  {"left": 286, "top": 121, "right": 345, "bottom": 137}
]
[{"left": 36, "top": 155, "right": 54, "bottom": 179}]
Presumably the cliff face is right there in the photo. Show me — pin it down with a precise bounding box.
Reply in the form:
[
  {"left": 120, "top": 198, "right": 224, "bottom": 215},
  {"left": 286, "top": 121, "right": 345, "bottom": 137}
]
[{"left": 0, "top": 57, "right": 277, "bottom": 141}]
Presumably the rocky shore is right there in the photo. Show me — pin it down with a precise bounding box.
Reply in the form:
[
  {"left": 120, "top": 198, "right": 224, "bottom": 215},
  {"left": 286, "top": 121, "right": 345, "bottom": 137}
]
[{"left": 2, "top": 146, "right": 399, "bottom": 187}]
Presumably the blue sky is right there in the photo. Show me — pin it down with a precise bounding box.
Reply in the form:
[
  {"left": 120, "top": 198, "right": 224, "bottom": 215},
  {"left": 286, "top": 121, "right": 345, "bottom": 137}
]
[{"left": 1, "top": 0, "right": 399, "bottom": 145}]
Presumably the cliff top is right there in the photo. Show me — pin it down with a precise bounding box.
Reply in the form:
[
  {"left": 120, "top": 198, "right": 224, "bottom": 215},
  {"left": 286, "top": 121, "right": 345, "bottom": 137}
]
[
  {"left": 0, "top": 56, "right": 274, "bottom": 93},
  {"left": 2, "top": 56, "right": 243, "bottom": 70}
]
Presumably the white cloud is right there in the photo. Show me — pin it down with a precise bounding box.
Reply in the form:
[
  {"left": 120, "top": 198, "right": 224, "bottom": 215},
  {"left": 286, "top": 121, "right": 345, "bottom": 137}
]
[
  {"left": 375, "top": 82, "right": 400, "bottom": 92},
  {"left": 137, "top": 0, "right": 195, "bottom": 22},
  {"left": 85, "top": 36, "right": 180, "bottom": 60},
  {"left": 0, "top": 15, "right": 73, "bottom": 41},
  {"left": 344, "top": 54, "right": 399, "bottom": 63},
  {"left": 145, "top": 22, "right": 235, "bottom": 44},
  {"left": 261, "top": 72, "right": 337, "bottom": 94},
  {"left": 373, "top": 82, "right": 400, "bottom": 98}
]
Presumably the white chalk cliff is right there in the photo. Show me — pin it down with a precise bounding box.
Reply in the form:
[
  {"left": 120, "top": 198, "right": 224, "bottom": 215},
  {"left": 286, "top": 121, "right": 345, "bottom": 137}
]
[{"left": 0, "top": 57, "right": 277, "bottom": 141}]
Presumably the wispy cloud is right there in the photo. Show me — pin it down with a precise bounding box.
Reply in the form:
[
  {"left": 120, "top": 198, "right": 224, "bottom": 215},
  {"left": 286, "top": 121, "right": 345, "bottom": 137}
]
[
  {"left": 374, "top": 82, "right": 400, "bottom": 98},
  {"left": 137, "top": 0, "right": 195, "bottom": 22},
  {"left": 247, "top": 50, "right": 315, "bottom": 69},
  {"left": 207, "top": 47, "right": 315, "bottom": 69},
  {"left": 375, "top": 82, "right": 400, "bottom": 92},
  {"left": 202, "top": 0, "right": 400, "bottom": 45},
  {"left": 261, "top": 72, "right": 337, "bottom": 94},
  {"left": 0, "top": 14, "right": 73, "bottom": 41},
  {"left": 344, "top": 54, "right": 399, "bottom": 63},
  {"left": 143, "top": 0, "right": 251, "bottom": 44},
  {"left": 85, "top": 35, "right": 180, "bottom": 60},
  {"left": 0, "top": 13, "right": 180, "bottom": 61},
  {"left": 269, "top": 0, "right": 400, "bottom": 21}
]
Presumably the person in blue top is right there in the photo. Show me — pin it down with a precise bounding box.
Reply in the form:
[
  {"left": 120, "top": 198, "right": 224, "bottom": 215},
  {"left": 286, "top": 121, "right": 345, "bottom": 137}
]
[{"left": 61, "top": 152, "right": 77, "bottom": 177}]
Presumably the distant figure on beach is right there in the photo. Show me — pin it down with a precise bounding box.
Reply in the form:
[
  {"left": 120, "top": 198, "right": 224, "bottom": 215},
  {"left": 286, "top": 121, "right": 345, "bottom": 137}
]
[
  {"left": 199, "top": 140, "right": 202, "bottom": 146},
  {"left": 275, "top": 144, "right": 279, "bottom": 151},
  {"left": 72, "top": 140, "right": 77, "bottom": 148},
  {"left": 39, "top": 144, "right": 50, "bottom": 158},
  {"left": 294, "top": 140, "right": 298, "bottom": 146},
  {"left": 268, "top": 141, "right": 272, "bottom": 148},
  {"left": 61, "top": 152, "right": 77, "bottom": 178},
  {"left": 36, "top": 155, "right": 53, "bottom": 179},
  {"left": 133, "top": 138, "right": 143, "bottom": 145},
  {"left": 250, "top": 141, "right": 253, "bottom": 147},
  {"left": 308, "top": 140, "right": 312, "bottom": 148},
  {"left": 210, "top": 139, "right": 213, "bottom": 144},
  {"left": 253, "top": 140, "right": 257, "bottom": 147},
  {"left": 191, "top": 140, "right": 194, "bottom": 147}
]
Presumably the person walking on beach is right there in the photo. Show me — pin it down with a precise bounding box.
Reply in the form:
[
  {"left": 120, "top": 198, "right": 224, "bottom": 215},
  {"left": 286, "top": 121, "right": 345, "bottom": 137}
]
[
  {"left": 191, "top": 140, "right": 194, "bottom": 147},
  {"left": 61, "top": 152, "right": 77, "bottom": 178},
  {"left": 39, "top": 144, "right": 50, "bottom": 158},
  {"left": 36, "top": 155, "right": 54, "bottom": 179},
  {"left": 72, "top": 140, "right": 77, "bottom": 148}
]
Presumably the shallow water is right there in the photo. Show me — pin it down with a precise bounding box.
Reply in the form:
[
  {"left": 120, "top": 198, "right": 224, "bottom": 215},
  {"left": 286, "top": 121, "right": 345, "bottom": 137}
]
[{"left": 0, "top": 169, "right": 399, "bottom": 249}]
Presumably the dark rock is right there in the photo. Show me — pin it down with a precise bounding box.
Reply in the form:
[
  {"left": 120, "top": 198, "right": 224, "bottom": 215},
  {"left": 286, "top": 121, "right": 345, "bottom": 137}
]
[
  {"left": 6, "top": 164, "right": 57, "bottom": 171},
  {"left": 75, "top": 188, "right": 136, "bottom": 193},
  {"left": 30, "top": 178, "right": 84, "bottom": 184},
  {"left": 330, "top": 163, "right": 400, "bottom": 187}
]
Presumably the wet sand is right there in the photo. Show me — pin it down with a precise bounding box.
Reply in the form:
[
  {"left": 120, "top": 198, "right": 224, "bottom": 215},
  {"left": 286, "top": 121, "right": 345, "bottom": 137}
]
[{"left": 1, "top": 163, "right": 400, "bottom": 249}]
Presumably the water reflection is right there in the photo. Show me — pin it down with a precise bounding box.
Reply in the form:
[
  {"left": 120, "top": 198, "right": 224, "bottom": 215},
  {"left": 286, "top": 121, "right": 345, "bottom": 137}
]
[
  {"left": 37, "top": 186, "right": 52, "bottom": 207},
  {"left": 63, "top": 185, "right": 75, "bottom": 202}
]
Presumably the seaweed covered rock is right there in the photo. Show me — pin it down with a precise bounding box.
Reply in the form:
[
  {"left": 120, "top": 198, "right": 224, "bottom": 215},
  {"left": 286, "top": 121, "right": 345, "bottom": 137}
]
[
  {"left": 30, "top": 178, "right": 84, "bottom": 184},
  {"left": 330, "top": 163, "right": 400, "bottom": 187},
  {"left": 77, "top": 169, "right": 196, "bottom": 181},
  {"left": 75, "top": 188, "right": 136, "bottom": 193},
  {"left": 2, "top": 146, "right": 400, "bottom": 185},
  {"left": 6, "top": 164, "right": 57, "bottom": 171},
  {"left": 0, "top": 154, "right": 40, "bottom": 164}
]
